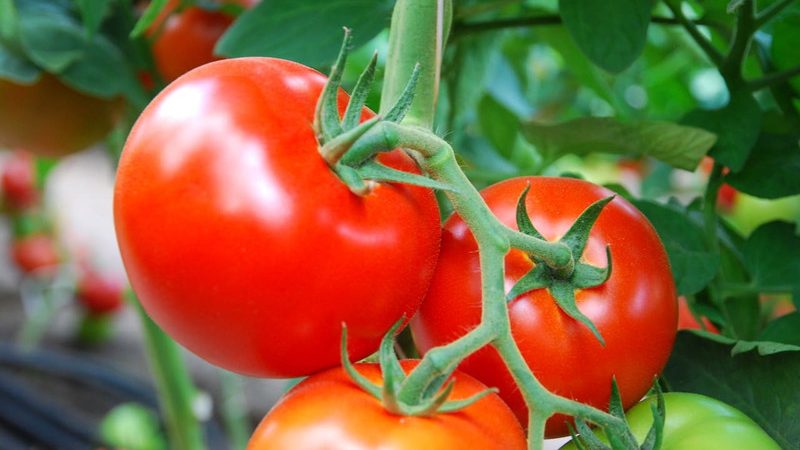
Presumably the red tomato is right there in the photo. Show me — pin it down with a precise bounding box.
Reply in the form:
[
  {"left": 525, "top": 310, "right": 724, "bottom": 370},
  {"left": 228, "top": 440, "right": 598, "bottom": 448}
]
[
  {"left": 12, "top": 233, "right": 60, "bottom": 274},
  {"left": 0, "top": 75, "right": 122, "bottom": 157},
  {"left": 77, "top": 268, "right": 126, "bottom": 315},
  {"left": 247, "top": 360, "right": 527, "bottom": 450},
  {"left": 412, "top": 177, "right": 677, "bottom": 437},
  {"left": 717, "top": 183, "right": 738, "bottom": 212},
  {"left": 114, "top": 58, "right": 441, "bottom": 377},
  {"left": 2, "top": 150, "right": 39, "bottom": 210},
  {"left": 150, "top": 0, "right": 258, "bottom": 82},
  {"left": 677, "top": 296, "right": 719, "bottom": 333}
]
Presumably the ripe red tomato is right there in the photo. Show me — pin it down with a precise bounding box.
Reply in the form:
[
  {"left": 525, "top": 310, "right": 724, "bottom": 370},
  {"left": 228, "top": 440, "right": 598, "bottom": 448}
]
[
  {"left": 717, "top": 183, "right": 738, "bottom": 212},
  {"left": 412, "top": 176, "right": 677, "bottom": 437},
  {"left": 677, "top": 296, "right": 718, "bottom": 334},
  {"left": 12, "top": 233, "right": 60, "bottom": 274},
  {"left": 247, "top": 360, "right": 527, "bottom": 450},
  {"left": 2, "top": 150, "right": 39, "bottom": 210},
  {"left": 0, "top": 75, "right": 122, "bottom": 157},
  {"left": 114, "top": 58, "right": 441, "bottom": 377},
  {"left": 149, "top": 0, "right": 258, "bottom": 82},
  {"left": 76, "top": 268, "right": 126, "bottom": 315}
]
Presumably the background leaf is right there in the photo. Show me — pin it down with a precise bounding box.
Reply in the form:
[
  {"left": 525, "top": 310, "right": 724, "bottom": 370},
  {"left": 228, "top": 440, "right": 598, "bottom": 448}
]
[
  {"left": 522, "top": 117, "right": 715, "bottom": 170},
  {"left": 726, "top": 133, "right": 800, "bottom": 199},
  {"left": 664, "top": 332, "right": 800, "bottom": 449},
  {"left": 74, "top": 0, "right": 111, "bottom": 38},
  {"left": 759, "top": 313, "right": 800, "bottom": 346},
  {"left": 559, "top": 0, "right": 652, "bottom": 73},
  {"left": 216, "top": 0, "right": 395, "bottom": 68},
  {"left": 742, "top": 221, "right": 800, "bottom": 296}
]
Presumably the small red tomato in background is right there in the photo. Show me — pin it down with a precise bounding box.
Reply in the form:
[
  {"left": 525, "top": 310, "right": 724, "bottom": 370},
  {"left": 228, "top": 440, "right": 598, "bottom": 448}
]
[
  {"left": 1, "top": 150, "right": 40, "bottom": 211},
  {"left": 0, "top": 75, "right": 123, "bottom": 157},
  {"left": 149, "top": 0, "right": 259, "bottom": 82},
  {"left": 12, "top": 233, "right": 60, "bottom": 274},
  {"left": 717, "top": 183, "right": 738, "bottom": 213},
  {"left": 114, "top": 58, "right": 441, "bottom": 378},
  {"left": 412, "top": 177, "right": 677, "bottom": 437},
  {"left": 677, "top": 296, "right": 719, "bottom": 333},
  {"left": 76, "top": 266, "right": 126, "bottom": 315},
  {"left": 247, "top": 361, "right": 527, "bottom": 450}
]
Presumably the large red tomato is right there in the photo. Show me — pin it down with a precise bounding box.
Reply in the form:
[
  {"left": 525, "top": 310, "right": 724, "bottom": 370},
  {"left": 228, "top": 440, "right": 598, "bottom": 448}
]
[
  {"left": 114, "top": 58, "right": 441, "bottom": 378},
  {"left": 0, "top": 75, "right": 122, "bottom": 157},
  {"left": 247, "top": 360, "right": 527, "bottom": 450},
  {"left": 412, "top": 176, "right": 677, "bottom": 437},
  {"left": 150, "top": 0, "right": 258, "bottom": 82}
]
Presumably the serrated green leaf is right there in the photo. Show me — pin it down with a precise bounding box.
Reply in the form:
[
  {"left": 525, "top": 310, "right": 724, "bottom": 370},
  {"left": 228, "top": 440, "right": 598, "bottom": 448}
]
[
  {"left": 682, "top": 92, "right": 762, "bottom": 172},
  {"left": 634, "top": 201, "right": 720, "bottom": 295},
  {"left": 216, "top": 0, "right": 394, "bottom": 68},
  {"left": 18, "top": 14, "right": 86, "bottom": 72},
  {"left": 559, "top": 0, "right": 652, "bottom": 73},
  {"left": 663, "top": 332, "right": 800, "bottom": 449},
  {"left": 726, "top": 133, "right": 800, "bottom": 199},
  {"left": 522, "top": 118, "right": 714, "bottom": 171},
  {"left": 759, "top": 313, "right": 800, "bottom": 347},
  {"left": 742, "top": 221, "right": 800, "bottom": 295},
  {"left": 687, "top": 329, "right": 800, "bottom": 355}
]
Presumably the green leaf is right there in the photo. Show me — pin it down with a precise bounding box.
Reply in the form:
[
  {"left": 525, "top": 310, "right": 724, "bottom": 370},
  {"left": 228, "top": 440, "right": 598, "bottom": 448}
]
[
  {"left": 771, "top": 11, "right": 800, "bottom": 93},
  {"left": 216, "top": 0, "right": 395, "bottom": 68},
  {"left": 682, "top": 92, "right": 763, "bottom": 172},
  {"left": 522, "top": 118, "right": 715, "bottom": 171},
  {"left": 688, "top": 330, "right": 800, "bottom": 355},
  {"left": 759, "top": 313, "right": 800, "bottom": 347},
  {"left": 559, "top": 0, "right": 652, "bottom": 73},
  {"left": 634, "top": 200, "right": 720, "bottom": 295},
  {"left": 0, "top": 45, "right": 40, "bottom": 83},
  {"left": 726, "top": 133, "right": 800, "bottom": 199},
  {"left": 130, "top": 0, "right": 169, "bottom": 38},
  {"left": 742, "top": 221, "right": 800, "bottom": 295},
  {"left": 664, "top": 332, "right": 800, "bottom": 449},
  {"left": 74, "top": 0, "right": 110, "bottom": 38},
  {"left": 18, "top": 14, "right": 86, "bottom": 73},
  {"left": 478, "top": 95, "right": 519, "bottom": 159},
  {"left": 0, "top": 0, "right": 17, "bottom": 42}
]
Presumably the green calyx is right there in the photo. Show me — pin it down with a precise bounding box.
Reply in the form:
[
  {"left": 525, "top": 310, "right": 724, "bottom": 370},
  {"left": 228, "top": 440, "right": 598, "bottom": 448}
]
[
  {"left": 568, "top": 380, "right": 665, "bottom": 450},
  {"left": 507, "top": 184, "right": 614, "bottom": 345},
  {"left": 340, "top": 321, "right": 496, "bottom": 417},
  {"left": 313, "top": 30, "right": 447, "bottom": 195}
]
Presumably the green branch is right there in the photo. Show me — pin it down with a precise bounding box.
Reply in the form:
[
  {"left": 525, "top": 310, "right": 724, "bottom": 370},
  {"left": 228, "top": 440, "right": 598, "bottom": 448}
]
[
  {"left": 755, "top": 0, "right": 797, "bottom": 29},
  {"left": 747, "top": 65, "right": 800, "bottom": 91},
  {"left": 665, "top": 1, "right": 725, "bottom": 67},
  {"left": 721, "top": 0, "right": 756, "bottom": 87}
]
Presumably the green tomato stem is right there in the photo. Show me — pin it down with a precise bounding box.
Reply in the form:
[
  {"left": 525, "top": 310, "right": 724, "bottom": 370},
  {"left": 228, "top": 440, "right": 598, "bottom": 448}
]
[{"left": 128, "top": 291, "right": 206, "bottom": 450}]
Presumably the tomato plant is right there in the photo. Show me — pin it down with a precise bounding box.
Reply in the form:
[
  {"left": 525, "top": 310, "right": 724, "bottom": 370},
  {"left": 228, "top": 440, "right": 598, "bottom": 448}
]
[
  {"left": 114, "top": 57, "right": 441, "bottom": 378},
  {"left": 11, "top": 233, "right": 60, "bottom": 274},
  {"left": 0, "top": 75, "right": 123, "bottom": 157},
  {"left": 247, "top": 360, "right": 527, "bottom": 450},
  {"left": 1, "top": 150, "right": 39, "bottom": 211},
  {"left": 563, "top": 392, "right": 781, "bottom": 449},
  {"left": 149, "top": 0, "right": 258, "bottom": 82},
  {"left": 412, "top": 176, "right": 677, "bottom": 437}
]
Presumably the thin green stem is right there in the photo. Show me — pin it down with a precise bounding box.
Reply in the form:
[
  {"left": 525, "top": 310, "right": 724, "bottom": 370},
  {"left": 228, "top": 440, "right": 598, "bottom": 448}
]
[
  {"left": 665, "top": 1, "right": 725, "bottom": 66},
  {"left": 754, "top": 0, "right": 796, "bottom": 29},
  {"left": 129, "top": 292, "right": 206, "bottom": 450},
  {"left": 219, "top": 370, "right": 249, "bottom": 450},
  {"left": 747, "top": 65, "right": 800, "bottom": 91},
  {"left": 721, "top": 0, "right": 755, "bottom": 89}
]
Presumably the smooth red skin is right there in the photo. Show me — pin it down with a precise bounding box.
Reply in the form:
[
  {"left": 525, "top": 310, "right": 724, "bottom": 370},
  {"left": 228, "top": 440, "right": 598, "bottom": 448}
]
[
  {"left": 412, "top": 177, "right": 677, "bottom": 437},
  {"left": 677, "top": 296, "right": 719, "bottom": 334},
  {"left": 114, "top": 58, "right": 441, "bottom": 378},
  {"left": 0, "top": 75, "right": 122, "bottom": 157},
  {"left": 12, "top": 234, "right": 60, "bottom": 274},
  {"left": 151, "top": 0, "right": 258, "bottom": 82},
  {"left": 247, "top": 360, "right": 527, "bottom": 450},
  {"left": 77, "top": 269, "right": 125, "bottom": 315},
  {"left": 2, "top": 150, "right": 39, "bottom": 210}
]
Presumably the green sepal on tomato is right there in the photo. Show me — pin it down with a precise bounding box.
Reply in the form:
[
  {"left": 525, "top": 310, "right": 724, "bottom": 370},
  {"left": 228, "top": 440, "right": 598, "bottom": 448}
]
[
  {"left": 561, "top": 392, "right": 781, "bottom": 450},
  {"left": 114, "top": 57, "right": 442, "bottom": 378},
  {"left": 412, "top": 176, "right": 678, "bottom": 437},
  {"left": 246, "top": 360, "right": 527, "bottom": 450}
]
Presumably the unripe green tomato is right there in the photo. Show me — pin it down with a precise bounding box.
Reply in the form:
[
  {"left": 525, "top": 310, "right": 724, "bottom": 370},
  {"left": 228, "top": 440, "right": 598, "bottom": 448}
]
[{"left": 561, "top": 392, "right": 780, "bottom": 450}]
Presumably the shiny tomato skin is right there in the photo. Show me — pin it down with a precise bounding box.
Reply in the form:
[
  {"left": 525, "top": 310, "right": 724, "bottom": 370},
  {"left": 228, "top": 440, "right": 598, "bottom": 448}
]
[
  {"left": 412, "top": 176, "right": 677, "bottom": 437},
  {"left": 114, "top": 58, "right": 441, "bottom": 378},
  {"left": 151, "top": 0, "right": 258, "bottom": 82},
  {"left": 0, "top": 75, "right": 122, "bottom": 157},
  {"left": 247, "top": 360, "right": 527, "bottom": 450},
  {"left": 2, "top": 150, "right": 39, "bottom": 210},
  {"left": 12, "top": 234, "right": 60, "bottom": 274}
]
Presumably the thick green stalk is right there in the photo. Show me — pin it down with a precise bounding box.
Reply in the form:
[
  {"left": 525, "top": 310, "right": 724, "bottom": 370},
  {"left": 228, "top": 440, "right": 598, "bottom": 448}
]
[
  {"left": 380, "top": 0, "right": 451, "bottom": 129},
  {"left": 129, "top": 293, "right": 206, "bottom": 450}
]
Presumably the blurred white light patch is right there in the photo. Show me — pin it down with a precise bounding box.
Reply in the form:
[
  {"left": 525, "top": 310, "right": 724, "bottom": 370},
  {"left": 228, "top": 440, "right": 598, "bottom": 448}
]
[
  {"left": 624, "top": 85, "right": 648, "bottom": 109},
  {"left": 690, "top": 69, "right": 729, "bottom": 108},
  {"left": 152, "top": 80, "right": 291, "bottom": 224}
]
